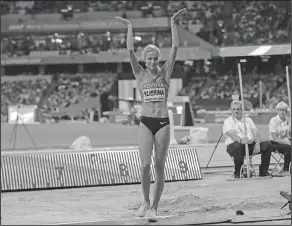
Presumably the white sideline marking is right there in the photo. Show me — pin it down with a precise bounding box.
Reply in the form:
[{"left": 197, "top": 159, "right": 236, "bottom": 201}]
[
  {"left": 141, "top": 214, "right": 177, "bottom": 219},
  {"left": 50, "top": 221, "right": 99, "bottom": 225},
  {"left": 1, "top": 143, "right": 224, "bottom": 156},
  {"left": 50, "top": 214, "right": 178, "bottom": 225}
]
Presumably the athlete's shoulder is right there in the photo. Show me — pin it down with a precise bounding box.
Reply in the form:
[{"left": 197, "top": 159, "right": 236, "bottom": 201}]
[{"left": 137, "top": 67, "right": 146, "bottom": 77}]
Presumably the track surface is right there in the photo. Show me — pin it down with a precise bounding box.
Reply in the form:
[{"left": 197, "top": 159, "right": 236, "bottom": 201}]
[{"left": 1, "top": 123, "right": 271, "bottom": 150}]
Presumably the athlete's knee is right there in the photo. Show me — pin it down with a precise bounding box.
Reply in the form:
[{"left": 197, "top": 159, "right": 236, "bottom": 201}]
[
  {"left": 140, "top": 164, "right": 151, "bottom": 174},
  {"left": 154, "top": 161, "right": 165, "bottom": 173}
]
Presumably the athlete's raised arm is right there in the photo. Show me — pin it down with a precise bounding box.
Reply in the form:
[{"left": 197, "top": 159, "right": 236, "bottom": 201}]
[
  {"left": 161, "top": 8, "right": 186, "bottom": 83},
  {"left": 114, "top": 17, "right": 143, "bottom": 79}
]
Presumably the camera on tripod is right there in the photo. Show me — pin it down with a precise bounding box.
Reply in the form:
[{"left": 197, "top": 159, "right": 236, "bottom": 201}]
[{"left": 9, "top": 104, "right": 38, "bottom": 151}]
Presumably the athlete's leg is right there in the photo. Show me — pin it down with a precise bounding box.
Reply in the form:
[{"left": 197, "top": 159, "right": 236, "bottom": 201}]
[
  {"left": 151, "top": 124, "right": 170, "bottom": 211},
  {"left": 138, "top": 122, "right": 154, "bottom": 204}
]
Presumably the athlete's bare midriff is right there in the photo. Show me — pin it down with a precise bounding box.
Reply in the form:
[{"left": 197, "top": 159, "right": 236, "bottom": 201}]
[
  {"left": 137, "top": 69, "right": 169, "bottom": 118},
  {"left": 140, "top": 101, "right": 169, "bottom": 118}
]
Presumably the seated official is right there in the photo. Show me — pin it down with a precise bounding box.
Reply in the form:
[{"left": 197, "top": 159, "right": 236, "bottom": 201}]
[
  {"left": 269, "top": 101, "right": 291, "bottom": 174},
  {"left": 223, "top": 100, "right": 272, "bottom": 178}
]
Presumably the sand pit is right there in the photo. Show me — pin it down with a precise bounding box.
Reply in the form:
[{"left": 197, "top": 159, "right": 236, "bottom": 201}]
[
  {"left": 1, "top": 123, "right": 290, "bottom": 225},
  {"left": 1, "top": 173, "right": 290, "bottom": 225}
]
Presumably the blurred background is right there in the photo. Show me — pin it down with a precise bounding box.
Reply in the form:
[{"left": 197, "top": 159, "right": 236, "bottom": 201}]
[{"left": 1, "top": 0, "right": 291, "bottom": 125}]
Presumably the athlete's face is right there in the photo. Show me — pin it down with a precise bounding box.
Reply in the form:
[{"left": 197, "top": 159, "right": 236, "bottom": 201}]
[{"left": 145, "top": 50, "right": 160, "bottom": 70}]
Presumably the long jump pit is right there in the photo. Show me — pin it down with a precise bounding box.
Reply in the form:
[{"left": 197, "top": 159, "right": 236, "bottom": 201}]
[{"left": 1, "top": 144, "right": 291, "bottom": 225}]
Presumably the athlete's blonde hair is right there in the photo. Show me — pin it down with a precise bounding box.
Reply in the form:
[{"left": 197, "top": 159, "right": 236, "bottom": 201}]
[{"left": 141, "top": 44, "right": 161, "bottom": 61}]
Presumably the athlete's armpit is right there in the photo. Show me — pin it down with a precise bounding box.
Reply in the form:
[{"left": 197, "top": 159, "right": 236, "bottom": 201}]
[
  {"left": 129, "top": 50, "right": 143, "bottom": 78},
  {"left": 161, "top": 46, "right": 178, "bottom": 83}
]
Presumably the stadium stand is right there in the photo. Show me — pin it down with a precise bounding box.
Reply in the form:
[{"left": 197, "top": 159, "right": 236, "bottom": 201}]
[
  {"left": 1, "top": 1, "right": 291, "bottom": 122},
  {"left": 1, "top": 1, "right": 290, "bottom": 56},
  {"left": 1, "top": 73, "right": 116, "bottom": 122}
]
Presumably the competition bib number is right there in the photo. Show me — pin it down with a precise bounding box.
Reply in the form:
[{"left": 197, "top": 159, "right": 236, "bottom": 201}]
[{"left": 143, "top": 88, "right": 166, "bottom": 102}]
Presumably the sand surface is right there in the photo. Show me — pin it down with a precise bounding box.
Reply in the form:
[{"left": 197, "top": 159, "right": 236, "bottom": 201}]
[
  {"left": 1, "top": 173, "right": 290, "bottom": 225},
  {"left": 1, "top": 123, "right": 290, "bottom": 225}
]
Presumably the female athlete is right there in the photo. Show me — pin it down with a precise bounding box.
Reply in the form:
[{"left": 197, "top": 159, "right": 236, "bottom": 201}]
[{"left": 115, "top": 8, "right": 186, "bottom": 222}]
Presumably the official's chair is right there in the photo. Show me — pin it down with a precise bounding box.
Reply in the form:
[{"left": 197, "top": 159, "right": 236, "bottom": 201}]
[{"left": 271, "top": 151, "right": 291, "bottom": 175}]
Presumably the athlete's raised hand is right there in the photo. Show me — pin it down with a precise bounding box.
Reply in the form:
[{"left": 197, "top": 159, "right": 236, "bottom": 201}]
[
  {"left": 114, "top": 16, "right": 131, "bottom": 26},
  {"left": 171, "top": 8, "right": 186, "bottom": 22}
]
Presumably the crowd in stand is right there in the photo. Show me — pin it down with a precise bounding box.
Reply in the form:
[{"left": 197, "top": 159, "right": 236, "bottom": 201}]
[
  {"left": 179, "top": 72, "right": 289, "bottom": 110},
  {"left": 1, "top": 32, "right": 173, "bottom": 57},
  {"left": 1, "top": 1, "right": 147, "bottom": 15},
  {"left": 1, "top": 1, "right": 291, "bottom": 122},
  {"left": 1, "top": 73, "right": 116, "bottom": 122},
  {"left": 44, "top": 73, "right": 115, "bottom": 112},
  {"left": 1, "top": 70, "right": 288, "bottom": 121},
  {"left": 1, "top": 1, "right": 290, "bottom": 57}
]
